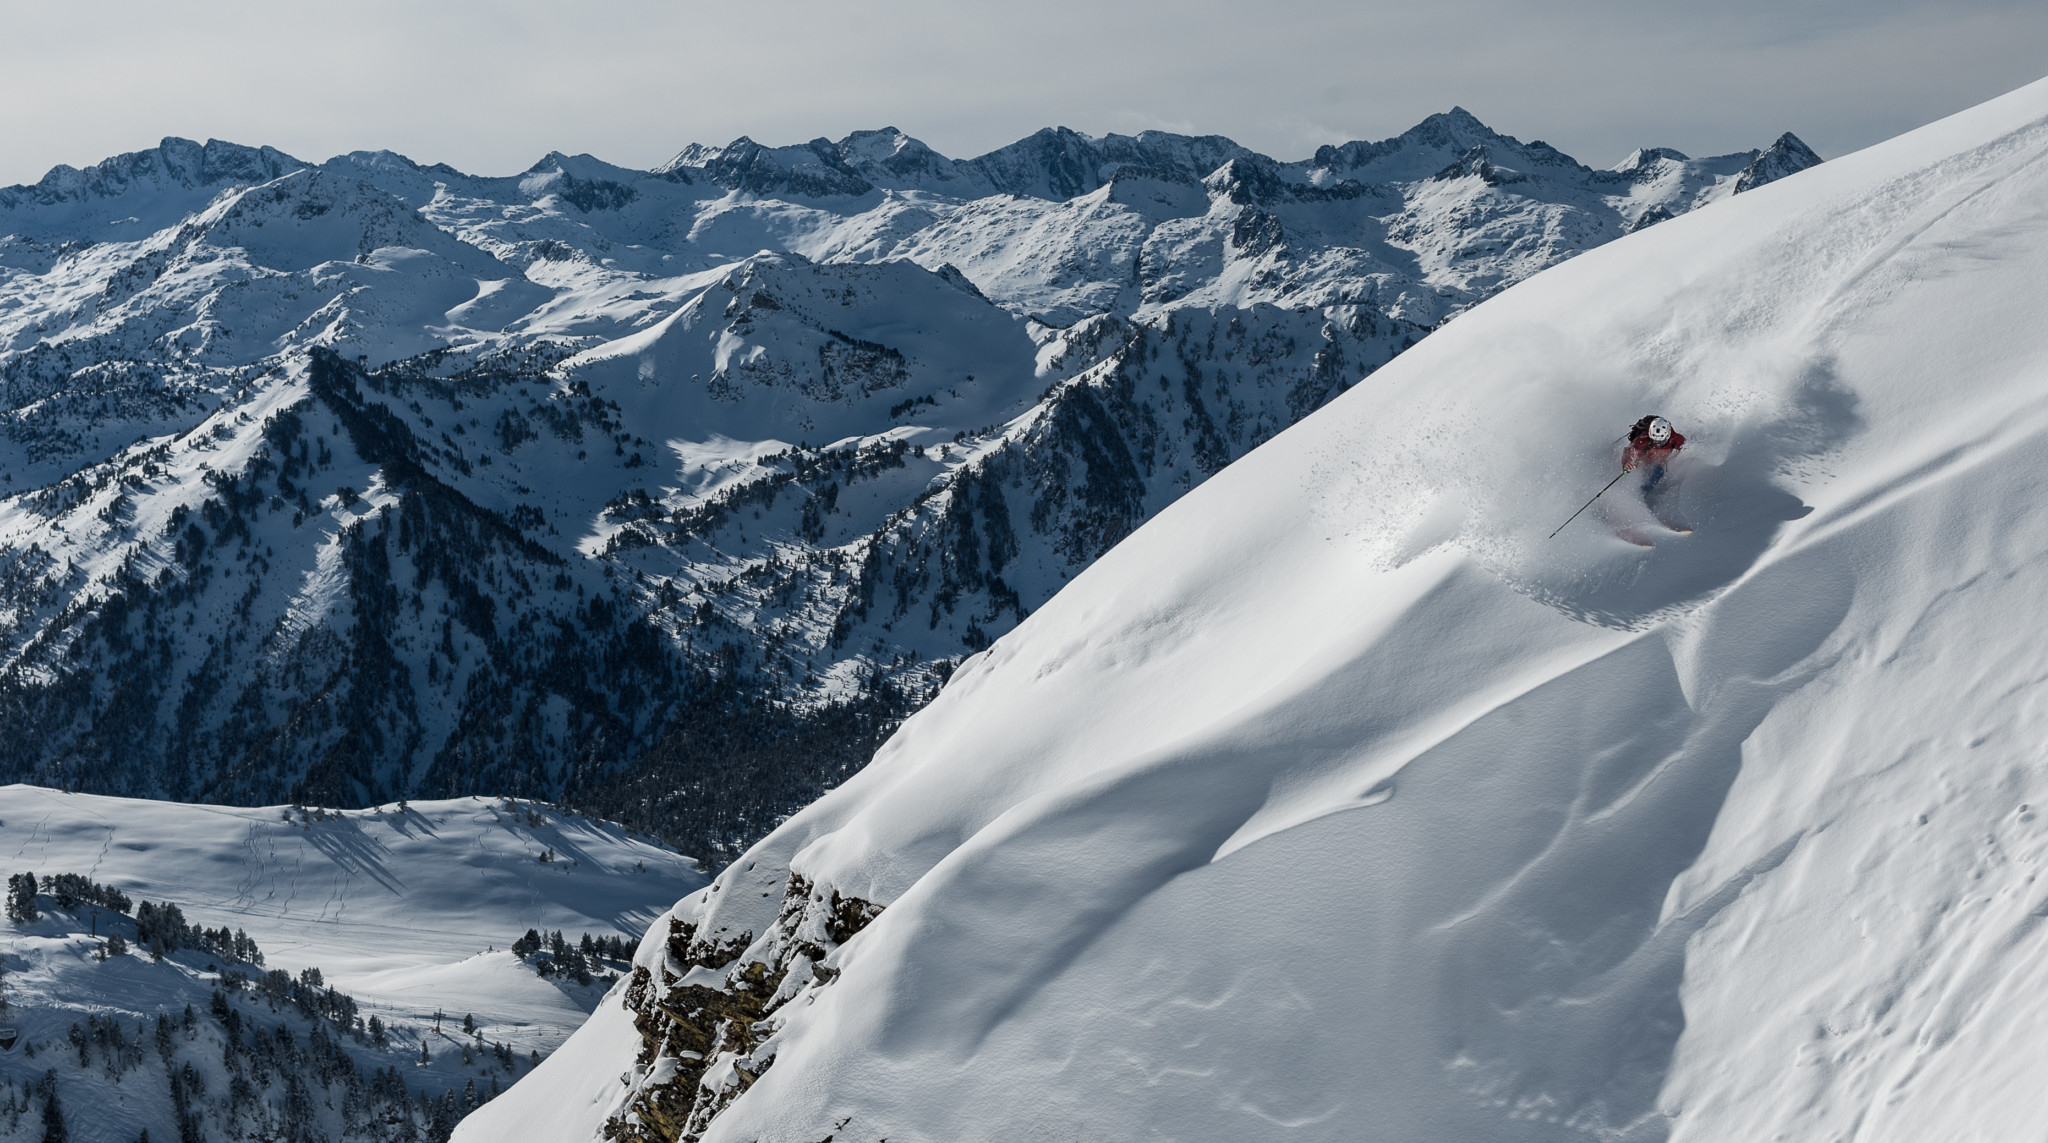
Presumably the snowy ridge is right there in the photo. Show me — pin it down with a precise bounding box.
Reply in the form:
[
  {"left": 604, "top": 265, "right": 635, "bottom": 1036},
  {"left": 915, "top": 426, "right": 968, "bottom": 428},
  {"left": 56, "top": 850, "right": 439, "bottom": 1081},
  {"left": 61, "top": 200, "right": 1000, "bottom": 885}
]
[
  {"left": 481, "top": 77, "right": 2048, "bottom": 1142},
  {"left": 0, "top": 113, "right": 1815, "bottom": 856}
]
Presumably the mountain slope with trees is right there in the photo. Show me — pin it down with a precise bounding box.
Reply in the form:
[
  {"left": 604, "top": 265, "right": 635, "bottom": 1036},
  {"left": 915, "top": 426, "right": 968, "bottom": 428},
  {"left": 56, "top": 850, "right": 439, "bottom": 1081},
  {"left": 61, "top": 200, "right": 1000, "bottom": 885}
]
[{"left": 0, "top": 784, "right": 705, "bottom": 1141}]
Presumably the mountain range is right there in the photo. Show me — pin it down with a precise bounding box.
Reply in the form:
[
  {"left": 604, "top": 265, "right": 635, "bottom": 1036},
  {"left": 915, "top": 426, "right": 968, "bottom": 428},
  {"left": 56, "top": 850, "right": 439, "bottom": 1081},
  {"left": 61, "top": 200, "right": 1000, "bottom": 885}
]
[
  {"left": 0, "top": 112, "right": 1819, "bottom": 859},
  {"left": 460, "top": 77, "right": 2048, "bottom": 1143}
]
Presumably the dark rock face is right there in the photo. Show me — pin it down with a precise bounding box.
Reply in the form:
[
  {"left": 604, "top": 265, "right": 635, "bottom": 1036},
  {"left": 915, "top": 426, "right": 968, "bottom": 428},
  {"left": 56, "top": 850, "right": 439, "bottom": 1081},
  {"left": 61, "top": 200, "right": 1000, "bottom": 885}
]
[
  {"left": 609, "top": 875, "right": 883, "bottom": 1142},
  {"left": 0, "top": 137, "right": 303, "bottom": 209},
  {"left": 665, "top": 136, "right": 879, "bottom": 199},
  {"left": 1735, "top": 133, "right": 1825, "bottom": 193}
]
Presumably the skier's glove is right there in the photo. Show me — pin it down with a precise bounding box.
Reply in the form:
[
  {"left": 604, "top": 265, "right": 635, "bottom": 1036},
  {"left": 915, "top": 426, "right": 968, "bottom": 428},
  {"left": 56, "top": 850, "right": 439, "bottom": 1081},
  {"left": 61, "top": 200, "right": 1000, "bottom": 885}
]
[{"left": 1622, "top": 464, "right": 1634, "bottom": 473}]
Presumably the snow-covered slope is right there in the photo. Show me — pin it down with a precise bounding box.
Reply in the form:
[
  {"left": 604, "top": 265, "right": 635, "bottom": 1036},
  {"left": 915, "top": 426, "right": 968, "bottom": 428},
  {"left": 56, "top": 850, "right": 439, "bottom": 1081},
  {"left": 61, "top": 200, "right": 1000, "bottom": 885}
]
[
  {"left": 0, "top": 785, "right": 704, "bottom": 1140},
  {"left": 487, "top": 76, "right": 2048, "bottom": 1142},
  {"left": 0, "top": 113, "right": 1816, "bottom": 858}
]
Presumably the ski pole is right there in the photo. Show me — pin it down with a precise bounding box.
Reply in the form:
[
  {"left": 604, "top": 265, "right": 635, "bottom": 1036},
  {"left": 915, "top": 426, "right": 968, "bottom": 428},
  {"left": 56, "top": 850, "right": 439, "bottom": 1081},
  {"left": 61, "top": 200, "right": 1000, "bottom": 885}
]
[{"left": 1549, "top": 470, "right": 1629, "bottom": 539}]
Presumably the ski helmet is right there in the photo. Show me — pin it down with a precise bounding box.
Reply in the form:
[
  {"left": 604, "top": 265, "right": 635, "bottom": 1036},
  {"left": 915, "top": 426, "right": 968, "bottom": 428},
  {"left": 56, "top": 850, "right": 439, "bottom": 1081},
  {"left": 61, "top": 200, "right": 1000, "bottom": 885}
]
[{"left": 1646, "top": 416, "right": 1672, "bottom": 444}]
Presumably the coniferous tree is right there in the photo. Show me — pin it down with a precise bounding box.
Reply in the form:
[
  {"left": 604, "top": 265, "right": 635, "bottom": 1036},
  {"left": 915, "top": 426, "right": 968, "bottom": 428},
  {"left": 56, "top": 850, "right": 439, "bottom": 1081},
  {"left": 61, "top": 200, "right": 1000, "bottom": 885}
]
[
  {"left": 512, "top": 928, "right": 541, "bottom": 958},
  {"left": 155, "top": 1015, "right": 174, "bottom": 1064},
  {"left": 37, "top": 1072, "right": 63, "bottom": 1143},
  {"left": 7, "top": 874, "right": 37, "bottom": 923}
]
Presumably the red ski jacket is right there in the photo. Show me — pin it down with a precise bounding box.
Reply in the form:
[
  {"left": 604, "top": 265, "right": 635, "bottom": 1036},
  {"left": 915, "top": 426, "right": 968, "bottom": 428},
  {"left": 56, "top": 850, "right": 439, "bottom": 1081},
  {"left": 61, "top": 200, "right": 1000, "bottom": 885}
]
[{"left": 1621, "top": 428, "right": 1685, "bottom": 471}]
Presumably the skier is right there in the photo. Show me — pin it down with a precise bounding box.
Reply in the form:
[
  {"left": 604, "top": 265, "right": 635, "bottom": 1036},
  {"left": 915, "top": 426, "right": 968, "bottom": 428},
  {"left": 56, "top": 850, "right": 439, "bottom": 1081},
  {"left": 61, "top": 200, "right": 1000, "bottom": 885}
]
[
  {"left": 1621, "top": 414, "right": 1689, "bottom": 537},
  {"left": 1547, "top": 414, "right": 1692, "bottom": 541},
  {"left": 1621, "top": 414, "right": 1684, "bottom": 491}
]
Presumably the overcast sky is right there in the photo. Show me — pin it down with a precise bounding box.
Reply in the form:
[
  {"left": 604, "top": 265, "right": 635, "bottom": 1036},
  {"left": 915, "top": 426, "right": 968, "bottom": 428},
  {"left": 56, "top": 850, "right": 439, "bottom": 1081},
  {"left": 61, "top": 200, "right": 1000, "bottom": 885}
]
[{"left": 3, "top": 0, "right": 2045, "bottom": 185}]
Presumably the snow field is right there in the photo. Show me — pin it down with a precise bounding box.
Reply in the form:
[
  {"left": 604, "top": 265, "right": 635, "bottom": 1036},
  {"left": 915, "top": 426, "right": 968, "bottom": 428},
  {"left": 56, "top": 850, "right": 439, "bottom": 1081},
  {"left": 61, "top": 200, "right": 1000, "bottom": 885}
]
[{"left": 0, "top": 787, "right": 705, "bottom": 1054}]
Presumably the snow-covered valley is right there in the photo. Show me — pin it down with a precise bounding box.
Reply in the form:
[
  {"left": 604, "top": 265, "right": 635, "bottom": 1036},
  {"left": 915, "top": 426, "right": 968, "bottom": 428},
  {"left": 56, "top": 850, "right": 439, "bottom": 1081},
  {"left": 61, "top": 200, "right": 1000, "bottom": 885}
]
[
  {"left": 0, "top": 785, "right": 703, "bottom": 1140},
  {"left": 0, "top": 112, "right": 1817, "bottom": 859},
  {"left": 470, "top": 76, "right": 2048, "bottom": 1143}
]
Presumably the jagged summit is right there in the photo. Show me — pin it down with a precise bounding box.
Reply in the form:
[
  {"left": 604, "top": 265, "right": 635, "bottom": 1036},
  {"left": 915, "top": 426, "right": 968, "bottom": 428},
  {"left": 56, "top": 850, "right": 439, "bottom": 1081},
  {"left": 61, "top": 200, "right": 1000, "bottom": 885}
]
[
  {"left": 0, "top": 136, "right": 308, "bottom": 238},
  {"left": 1303, "top": 107, "right": 1581, "bottom": 184},
  {"left": 657, "top": 134, "right": 876, "bottom": 197},
  {"left": 831, "top": 128, "right": 957, "bottom": 186},
  {"left": 523, "top": 149, "right": 629, "bottom": 175},
  {"left": 1, "top": 136, "right": 304, "bottom": 202},
  {"left": 1401, "top": 104, "right": 1496, "bottom": 144},
  {"left": 1613, "top": 145, "right": 1692, "bottom": 172},
  {"left": 1734, "top": 130, "right": 1824, "bottom": 192}
]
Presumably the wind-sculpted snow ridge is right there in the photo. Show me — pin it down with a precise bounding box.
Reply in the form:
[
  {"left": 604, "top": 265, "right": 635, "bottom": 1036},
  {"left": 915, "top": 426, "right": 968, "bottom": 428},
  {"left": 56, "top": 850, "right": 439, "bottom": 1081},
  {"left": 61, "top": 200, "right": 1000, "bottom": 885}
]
[
  {"left": 0, "top": 113, "right": 1815, "bottom": 858},
  {"left": 469, "top": 76, "right": 2048, "bottom": 1143},
  {"left": 0, "top": 785, "right": 704, "bottom": 1141}
]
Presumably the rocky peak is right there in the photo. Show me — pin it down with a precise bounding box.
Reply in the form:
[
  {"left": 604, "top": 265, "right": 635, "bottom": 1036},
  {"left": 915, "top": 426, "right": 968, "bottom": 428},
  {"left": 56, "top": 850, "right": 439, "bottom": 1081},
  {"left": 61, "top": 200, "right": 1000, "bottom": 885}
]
[
  {"left": 1613, "top": 146, "right": 1692, "bottom": 175},
  {"left": 2, "top": 136, "right": 303, "bottom": 209},
  {"left": 1403, "top": 106, "right": 1496, "bottom": 148},
  {"left": 1309, "top": 107, "right": 1582, "bottom": 184},
  {"left": 658, "top": 135, "right": 875, "bottom": 198},
  {"left": 1733, "top": 132, "right": 1824, "bottom": 193},
  {"left": 960, "top": 126, "right": 1116, "bottom": 200}
]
